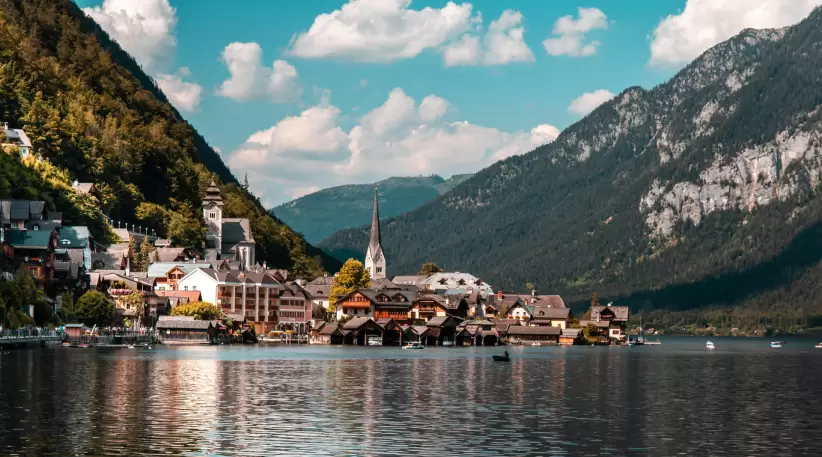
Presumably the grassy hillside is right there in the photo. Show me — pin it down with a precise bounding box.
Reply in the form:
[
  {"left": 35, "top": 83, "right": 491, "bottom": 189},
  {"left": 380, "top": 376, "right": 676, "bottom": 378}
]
[{"left": 0, "top": 0, "right": 338, "bottom": 277}]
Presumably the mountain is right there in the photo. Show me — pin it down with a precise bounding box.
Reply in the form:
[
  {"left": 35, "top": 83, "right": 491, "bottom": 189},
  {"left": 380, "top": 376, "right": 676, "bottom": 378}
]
[
  {"left": 321, "top": 8, "right": 822, "bottom": 331},
  {"left": 272, "top": 174, "right": 473, "bottom": 243},
  {"left": 0, "top": 0, "right": 339, "bottom": 277}
]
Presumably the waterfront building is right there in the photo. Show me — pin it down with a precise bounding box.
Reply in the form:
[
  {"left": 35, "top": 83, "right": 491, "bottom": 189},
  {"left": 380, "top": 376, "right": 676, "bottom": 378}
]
[
  {"left": 559, "top": 328, "right": 583, "bottom": 345},
  {"left": 277, "top": 281, "right": 312, "bottom": 334},
  {"left": 147, "top": 262, "right": 212, "bottom": 290},
  {"left": 363, "top": 187, "right": 386, "bottom": 280},
  {"left": 177, "top": 268, "right": 282, "bottom": 333},
  {"left": 506, "top": 326, "right": 561, "bottom": 345},
  {"left": 202, "top": 181, "right": 256, "bottom": 269},
  {"left": 156, "top": 316, "right": 215, "bottom": 344},
  {"left": 341, "top": 317, "right": 384, "bottom": 345},
  {"left": 303, "top": 275, "right": 332, "bottom": 310},
  {"left": 589, "top": 305, "right": 630, "bottom": 340},
  {"left": 529, "top": 306, "right": 572, "bottom": 329},
  {"left": 317, "top": 323, "right": 343, "bottom": 344},
  {"left": 335, "top": 288, "right": 415, "bottom": 322}
]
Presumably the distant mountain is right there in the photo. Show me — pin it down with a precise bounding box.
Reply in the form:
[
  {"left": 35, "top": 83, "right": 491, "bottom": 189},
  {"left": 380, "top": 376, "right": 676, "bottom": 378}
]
[
  {"left": 271, "top": 174, "right": 472, "bottom": 243},
  {"left": 321, "top": 8, "right": 822, "bottom": 331}
]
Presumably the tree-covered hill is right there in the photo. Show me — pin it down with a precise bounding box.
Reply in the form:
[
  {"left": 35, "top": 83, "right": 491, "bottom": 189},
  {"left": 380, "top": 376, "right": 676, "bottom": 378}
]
[
  {"left": 0, "top": 0, "right": 339, "bottom": 277},
  {"left": 321, "top": 7, "right": 822, "bottom": 330},
  {"left": 272, "top": 174, "right": 473, "bottom": 243}
]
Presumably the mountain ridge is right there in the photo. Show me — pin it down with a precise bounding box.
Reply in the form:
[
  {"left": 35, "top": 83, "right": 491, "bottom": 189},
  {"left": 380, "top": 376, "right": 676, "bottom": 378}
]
[
  {"left": 320, "top": 8, "right": 822, "bottom": 328},
  {"left": 272, "top": 173, "right": 473, "bottom": 243}
]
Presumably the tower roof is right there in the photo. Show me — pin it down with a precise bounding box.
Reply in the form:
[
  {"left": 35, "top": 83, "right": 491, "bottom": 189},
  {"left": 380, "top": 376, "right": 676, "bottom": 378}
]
[
  {"left": 203, "top": 180, "right": 223, "bottom": 206},
  {"left": 368, "top": 186, "right": 382, "bottom": 258}
]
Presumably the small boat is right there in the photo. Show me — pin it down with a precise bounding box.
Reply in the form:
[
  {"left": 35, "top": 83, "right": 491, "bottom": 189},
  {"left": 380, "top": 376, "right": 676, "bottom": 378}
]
[
  {"left": 367, "top": 336, "right": 383, "bottom": 346},
  {"left": 78, "top": 343, "right": 89, "bottom": 349},
  {"left": 403, "top": 342, "right": 424, "bottom": 350},
  {"left": 706, "top": 341, "right": 715, "bottom": 350},
  {"left": 442, "top": 340, "right": 454, "bottom": 347},
  {"left": 771, "top": 341, "right": 786, "bottom": 345},
  {"left": 127, "top": 345, "right": 135, "bottom": 349},
  {"left": 815, "top": 343, "right": 822, "bottom": 349},
  {"left": 492, "top": 351, "right": 510, "bottom": 362},
  {"left": 770, "top": 342, "right": 782, "bottom": 348},
  {"left": 531, "top": 342, "right": 542, "bottom": 347}
]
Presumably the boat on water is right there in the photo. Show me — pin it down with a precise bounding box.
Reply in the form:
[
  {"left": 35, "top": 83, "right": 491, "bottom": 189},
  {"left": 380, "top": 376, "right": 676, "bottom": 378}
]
[
  {"left": 770, "top": 342, "right": 782, "bottom": 348},
  {"left": 706, "top": 341, "right": 715, "bottom": 350},
  {"left": 531, "top": 342, "right": 542, "bottom": 347},
  {"left": 771, "top": 341, "right": 786, "bottom": 345},
  {"left": 403, "top": 342, "right": 424, "bottom": 350},
  {"left": 127, "top": 345, "right": 135, "bottom": 349},
  {"left": 442, "top": 340, "right": 454, "bottom": 347},
  {"left": 492, "top": 351, "right": 510, "bottom": 362},
  {"left": 367, "top": 336, "right": 383, "bottom": 347},
  {"left": 815, "top": 343, "right": 822, "bottom": 348}
]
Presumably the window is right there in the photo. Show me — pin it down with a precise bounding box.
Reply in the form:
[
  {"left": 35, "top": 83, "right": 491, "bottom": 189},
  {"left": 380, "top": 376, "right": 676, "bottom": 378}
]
[
  {"left": 32, "top": 224, "right": 39, "bottom": 231},
  {"left": 184, "top": 286, "right": 189, "bottom": 291},
  {"left": 376, "top": 267, "right": 382, "bottom": 273},
  {"left": 192, "top": 286, "right": 197, "bottom": 290},
  {"left": 209, "top": 212, "right": 217, "bottom": 219}
]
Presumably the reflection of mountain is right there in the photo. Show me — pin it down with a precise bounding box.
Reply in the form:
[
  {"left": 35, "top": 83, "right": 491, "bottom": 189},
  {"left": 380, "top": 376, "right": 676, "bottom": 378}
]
[{"left": 271, "top": 174, "right": 472, "bottom": 243}]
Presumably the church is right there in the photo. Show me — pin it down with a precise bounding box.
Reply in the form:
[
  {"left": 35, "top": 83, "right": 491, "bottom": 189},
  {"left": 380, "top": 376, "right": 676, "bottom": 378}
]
[
  {"left": 202, "top": 180, "right": 256, "bottom": 270},
  {"left": 364, "top": 187, "right": 386, "bottom": 279}
]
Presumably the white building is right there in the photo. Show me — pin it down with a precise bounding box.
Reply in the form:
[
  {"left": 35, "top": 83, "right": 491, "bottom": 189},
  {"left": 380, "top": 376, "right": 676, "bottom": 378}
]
[{"left": 1, "top": 122, "right": 32, "bottom": 157}]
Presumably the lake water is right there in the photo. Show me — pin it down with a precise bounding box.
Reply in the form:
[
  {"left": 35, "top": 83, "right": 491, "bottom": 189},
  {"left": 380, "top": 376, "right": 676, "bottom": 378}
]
[{"left": 2, "top": 337, "right": 822, "bottom": 456}]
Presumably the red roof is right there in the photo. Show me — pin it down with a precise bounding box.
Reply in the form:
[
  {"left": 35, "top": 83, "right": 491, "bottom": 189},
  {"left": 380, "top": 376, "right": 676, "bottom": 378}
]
[{"left": 155, "top": 290, "right": 202, "bottom": 302}]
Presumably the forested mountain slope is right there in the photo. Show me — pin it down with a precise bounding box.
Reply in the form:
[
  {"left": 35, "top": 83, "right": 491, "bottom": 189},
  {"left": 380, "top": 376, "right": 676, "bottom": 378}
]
[
  {"left": 273, "top": 174, "right": 472, "bottom": 243},
  {"left": 0, "top": 0, "right": 338, "bottom": 277},
  {"left": 321, "top": 7, "right": 822, "bottom": 328}
]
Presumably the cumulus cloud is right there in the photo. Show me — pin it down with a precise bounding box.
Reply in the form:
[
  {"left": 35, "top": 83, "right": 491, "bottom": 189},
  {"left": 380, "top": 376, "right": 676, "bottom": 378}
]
[
  {"left": 288, "top": 0, "right": 476, "bottom": 62},
  {"left": 568, "top": 89, "right": 615, "bottom": 116},
  {"left": 649, "top": 0, "right": 821, "bottom": 67},
  {"left": 442, "top": 9, "right": 535, "bottom": 66},
  {"left": 228, "top": 88, "right": 560, "bottom": 206},
  {"left": 217, "top": 42, "right": 302, "bottom": 102},
  {"left": 155, "top": 67, "right": 203, "bottom": 112},
  {"left": 543, "top": 7, "right": 608, "bottom": 57},
  {"left": 83, "top": 0, "right": 177, "bottom": 71}
]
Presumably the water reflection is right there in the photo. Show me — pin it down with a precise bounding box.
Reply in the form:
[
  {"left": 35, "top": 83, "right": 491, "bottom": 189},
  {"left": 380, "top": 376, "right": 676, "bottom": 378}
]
[{"left": 1, "top": 340, "right": 822, "bottom": 455}]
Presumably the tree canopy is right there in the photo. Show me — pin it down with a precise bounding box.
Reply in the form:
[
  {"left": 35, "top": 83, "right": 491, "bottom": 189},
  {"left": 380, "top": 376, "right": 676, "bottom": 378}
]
[
  {"left": 75, "top": 290, "right": 115, "bottom": 327},
  {"left": 418, "top": 262, "right": 443, "bottom": 276},
  {"left": 170, "top": 301, "right": 222, "bottom": 320}
]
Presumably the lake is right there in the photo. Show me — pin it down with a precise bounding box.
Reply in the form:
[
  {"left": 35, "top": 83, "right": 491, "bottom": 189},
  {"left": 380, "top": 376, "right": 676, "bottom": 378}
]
[{"left": 2, "top": 337, "right": 822, "bottom": 456}]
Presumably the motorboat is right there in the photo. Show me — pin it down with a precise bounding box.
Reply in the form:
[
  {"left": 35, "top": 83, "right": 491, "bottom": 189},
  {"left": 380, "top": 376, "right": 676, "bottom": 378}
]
[
  {"left": 771, "top": 341, "right": 786, "bottom": 345},
  {"left": 816, "top": 343, "right": 822, "bottom": 349},
  {"left": 531, "top": 342, "right": 542, "bottom": 347},
  {"left": 367, "top": 336, "right": 383, "bottom": 346},
  {"left": 706, "top": 341, "right": 715, "bottom": 350},
  {"left": 492, "top": 351, "right": 511, "bottom": 362},
  {"left": 770, "top": 342, "right": 782, "bottom": 348},
  {"left": 127, "top": 345, "right": 135, "bottom": 349},
  {"left": 403, "top": 342, "right": 424, "bottom": 350},
  {"left": 442, "top": 340, "right": 454, "bottom": 347}
]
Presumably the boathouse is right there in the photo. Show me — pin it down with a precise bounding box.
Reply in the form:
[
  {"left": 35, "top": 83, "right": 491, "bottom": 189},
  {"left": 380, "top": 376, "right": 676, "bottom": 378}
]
[
  {"left": 559, "top": 328, "right": 583, "bottom": 346},
  {"left": 507, "top": 326, "right": 561, "bottom": 345},
  {"left": 156, "top": 316, "right": 216, "bottom": 344},
  {"left": 317, "top": 323, "right": 343, "bottom": 345},
  {"left": 426, "top": 315, "right": 462, "bottom": 345},
  {"left": 341, "top": 317, "right": 384, "bottom": 345}
]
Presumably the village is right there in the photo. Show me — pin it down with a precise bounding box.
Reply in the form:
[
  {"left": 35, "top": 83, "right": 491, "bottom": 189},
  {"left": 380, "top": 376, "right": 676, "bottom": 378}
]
[{"left": 0, "top": 124, "right": 630, "bottom": 348}]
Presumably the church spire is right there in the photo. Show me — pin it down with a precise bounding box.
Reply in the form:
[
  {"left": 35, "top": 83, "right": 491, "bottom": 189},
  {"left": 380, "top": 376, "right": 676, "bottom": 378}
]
[
  {"left": 369, "top": 186, "right": 381, "bottom": 253},
  {"left": 364, "top": 186, "right": 386, "bottom": 279}
]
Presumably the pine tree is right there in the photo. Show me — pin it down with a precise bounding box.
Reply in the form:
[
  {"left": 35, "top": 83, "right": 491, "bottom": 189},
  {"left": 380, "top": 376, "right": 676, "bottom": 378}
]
[{"left": 138, "top": 236, "right": 155, "bottom": 271}]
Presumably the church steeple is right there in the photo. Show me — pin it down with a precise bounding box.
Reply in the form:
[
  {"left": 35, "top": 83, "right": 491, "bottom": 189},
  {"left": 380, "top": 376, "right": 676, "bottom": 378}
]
[{"left": 364, "top": 186, "right": 386, "bottom": 279}]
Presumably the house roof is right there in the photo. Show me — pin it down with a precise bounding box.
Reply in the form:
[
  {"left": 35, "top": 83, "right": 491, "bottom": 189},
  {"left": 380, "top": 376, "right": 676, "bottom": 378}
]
[
  {"left": 342, "top": 317, "right": 376, "bottom": 331},
  {"left": 530, "top": 307, "right": 571, "bottom": 320},
  {"left": 319, "top": 324, "right": 342, "bottom": 336},
  {"left": 303, "top": 284, "right": 329, "bottom": 299},
  {"left": 147, "top": 262, "right": 212, "bottom": 278},
  {"left": 73, "top": 183, "right": 95, "bottom": 195},
  {"left": 426, "top": 315, "right": 462, "bottom": 328},
  {"left": 156, "top": 315, "right": 216, "bottom": 330},
  {"left": 391, "top": 275, "right": 428, "bottom": 285},
  {"left": 155, "top": 290, "right": 202, "bottom": 302},
  {"left": 91, "top": 250, "right": 127, "bottom": 270},
  {"left": 222, "top": 218, "right": 254, "bottom": 244},
  {"left": 562, "top": 328, "right": 582, "bottom": 337},
  {"left": 2, "top": 128, "right": 31, "bottom": 148},
  {"left": 155, "top": 247, "right": 186, "bottom": 262},
  {"left": 507, "top": 326, "right": 561, "bottom": 336},
  {"left": 591, "top": 305, "right": 630, "bottom": 322},
  {"left": 154, "top": 238, "right": 172, "bottom": 248},
  {"left": 4, "top": 229, "right": 51, "bottom": 249},
  {"left": 371, "top": 278, "right": 398, "bottom": 290},
  {"left": 308, "top": 276, "right": 334, "bottom": 286},
  {"left": 421, "top": 272, "right": 493, "bottom": 294}
]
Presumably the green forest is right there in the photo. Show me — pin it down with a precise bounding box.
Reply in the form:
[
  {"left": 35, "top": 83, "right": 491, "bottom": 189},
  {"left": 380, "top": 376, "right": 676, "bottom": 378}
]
[
  {"left": 0, "top": 0, "right": 338, "bottom": 277},
  {"left": 321, "top": 7, "right": 822, "bottom": 333}
]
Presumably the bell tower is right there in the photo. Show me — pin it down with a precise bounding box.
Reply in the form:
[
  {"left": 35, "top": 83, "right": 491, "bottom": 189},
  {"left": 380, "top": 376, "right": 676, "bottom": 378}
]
[
  {"left": 202, "top": 180, "right": 223, "bottom": 254},
  {"left": 364, "top": 186, "right": 386, "bottom": 279}
]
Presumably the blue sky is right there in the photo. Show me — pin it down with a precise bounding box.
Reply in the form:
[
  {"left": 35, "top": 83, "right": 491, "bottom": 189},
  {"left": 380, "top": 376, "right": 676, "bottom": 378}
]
[{"left": 74, "top": 0, "right": 821, "bottom": 206}]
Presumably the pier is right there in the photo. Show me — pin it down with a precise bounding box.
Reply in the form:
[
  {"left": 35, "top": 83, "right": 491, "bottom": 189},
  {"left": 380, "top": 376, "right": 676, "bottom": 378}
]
[{"left": 0, "top": 330, "right": 63, "bottom": 348}]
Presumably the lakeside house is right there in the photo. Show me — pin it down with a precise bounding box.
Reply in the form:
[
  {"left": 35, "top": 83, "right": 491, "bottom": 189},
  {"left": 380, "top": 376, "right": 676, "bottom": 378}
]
[{"left": 588, "top": 305, "right": 630, "bottom": 341}]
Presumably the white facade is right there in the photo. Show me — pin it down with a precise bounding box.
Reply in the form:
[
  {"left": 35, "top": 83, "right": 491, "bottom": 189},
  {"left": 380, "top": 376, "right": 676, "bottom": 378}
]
[
  {"left": 177, "top": 269, "right": 219, "bottom": 305},
  {"left": 204, "top": 202, "right": 222, "bottom": 253},
  {"left": 421, "top": 272, "right": 494, "bottom": 296}
]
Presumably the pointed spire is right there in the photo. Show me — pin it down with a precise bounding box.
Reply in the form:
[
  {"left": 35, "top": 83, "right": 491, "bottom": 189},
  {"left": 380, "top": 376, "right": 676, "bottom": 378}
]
[{"left": 369, "top": 186, "right": 381, "bottom": 256}]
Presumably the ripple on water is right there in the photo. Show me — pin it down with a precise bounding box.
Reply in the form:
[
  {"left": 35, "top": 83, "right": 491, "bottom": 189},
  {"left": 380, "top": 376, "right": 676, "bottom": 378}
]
[{"left": 1, "top": 340, "right": 822, "bottom": 455}]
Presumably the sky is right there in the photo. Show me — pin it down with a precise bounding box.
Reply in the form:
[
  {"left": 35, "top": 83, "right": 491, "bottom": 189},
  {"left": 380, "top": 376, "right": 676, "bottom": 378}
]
[{"left": 73, "top": 0, "right": 822, "bottom": 207}]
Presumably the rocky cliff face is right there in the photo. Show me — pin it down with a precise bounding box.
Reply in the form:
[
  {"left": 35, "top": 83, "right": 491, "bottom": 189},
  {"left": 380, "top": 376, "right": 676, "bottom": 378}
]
[{"left": 320, "top": 8, "right": 822, "bottom": 318}]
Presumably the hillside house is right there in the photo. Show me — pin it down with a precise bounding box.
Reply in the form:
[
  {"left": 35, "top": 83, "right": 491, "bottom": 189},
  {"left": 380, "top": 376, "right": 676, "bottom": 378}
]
[{"left": 1, "top": 123, "right": 32, "bottom": 157}]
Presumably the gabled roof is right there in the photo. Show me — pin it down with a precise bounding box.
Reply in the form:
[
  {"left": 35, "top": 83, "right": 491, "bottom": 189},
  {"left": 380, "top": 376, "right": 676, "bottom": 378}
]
[
  {"left": 371, "top": 278, "right": 398, "bottom": 290},
  {"left": 562, "top": 328, "right": 582, "bottom": 337},
  {"left": 591, "top": 305, "right": 630, "bottom": 322},
  {"left": 507, "top": 326, "right": 561, "bottom": 336},
  {"left": 155, "top": 290, "right": 202, "bottom": 302},
  {"left": 156, "top": 315, "right": 216, "bottom": 330},
  {"left": 73, "top": 183, "right": 95, "bottom": 195},
  {"left": 4, "top": 229, "right": 51, "bottom": 249},
  {"left": 303, "top": 284, "right": 329, "bottom": 299},
  {"left": 342, "top": 317, "right": 377, "bottom": 331},
  {"left": 530, "top": 307, "right": 571, "bottom": 320},
  {"left": 319, "top": 324, "right": 342, "bottom": 336},
  {"left": 392, "top": 275, "right": 428, "bottom": 285},
  {"left": 308, "top": 276, "right": 334, "bottom": 286},
  {"left": 147, "top": 262, "right": 212, "bottom": 278},
  {"left": 426, "top": 315, "right": 463, "bottom": 328},
  {"left": 222, "top": 218, "right": 254, "bottom": 244},
  {"left": 155, "top": 247, "right": 187, "bottom": 262}
]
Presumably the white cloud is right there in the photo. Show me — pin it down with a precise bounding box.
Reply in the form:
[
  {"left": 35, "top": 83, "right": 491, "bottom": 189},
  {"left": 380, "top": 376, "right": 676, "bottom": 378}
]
[
  {"left": 228, "top": 88, "right": 560, "bottom": 206},
  {"left": 649, "top": 0, "right": 821, "bottom": 67},
  {"left": 543, "top": 7, "right": 607, "bottom": 57},
  {"left": 442, "top": 9, "right": 535, "bottom": 66},
  {"left": 217, "top": 42, "right": 302, "bottom": 103},
  {"left": 288, "top": 0, "right": 476, "bottom": 62},
  {"left": 568, "top": 89, "right": 615, "bottom": 116},
  {"left": 83, "top": 0, "right": 177, "bottom": 71},
  {"left": 155, "top": 68, "right": 202, "bottom": 112}
]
